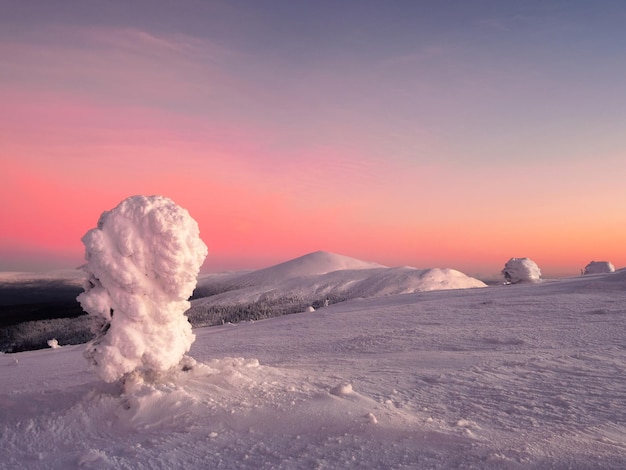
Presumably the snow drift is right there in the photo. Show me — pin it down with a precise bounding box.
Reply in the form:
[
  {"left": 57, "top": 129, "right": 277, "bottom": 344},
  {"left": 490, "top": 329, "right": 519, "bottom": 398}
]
[
  {"left": 77, "top": 195, "right": 208, "bottom": 382},
  {"left": 583, "top": 261, "right": 615, "bottom": 275},
  {"left": 501, "top": 257, "right": 541, "bottom": 284}
]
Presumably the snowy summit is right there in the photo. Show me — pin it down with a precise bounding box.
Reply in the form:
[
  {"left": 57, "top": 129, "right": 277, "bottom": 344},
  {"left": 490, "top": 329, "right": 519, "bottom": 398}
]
[{"left": 231, "top": 250, "right": 385, "bottom": 286}]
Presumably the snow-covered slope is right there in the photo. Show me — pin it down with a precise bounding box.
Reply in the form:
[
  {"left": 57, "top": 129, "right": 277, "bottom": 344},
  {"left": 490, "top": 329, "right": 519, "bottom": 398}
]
[
  {"left": 193, "top": 250, "right": 385, "bottom": 294},
  {"left": 352, "top": 266, "right": 486, "bottom": 295},
  {"left": 189, "top": 252, "right": 486, "bottom": 325},
  {"left": 194, "top": 250, "right": 486, "bottom": 296},
  {"left": 2, "top": 272, "right": 625, "bottom": 469},
  {"left": 237, "top": 250, "right": 386, "bottom": 284}
]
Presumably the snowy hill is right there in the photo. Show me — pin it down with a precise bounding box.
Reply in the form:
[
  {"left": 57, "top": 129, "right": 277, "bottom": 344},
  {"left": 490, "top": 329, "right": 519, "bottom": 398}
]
[
  {"left": 2, "top": 271, "right": 626, "bottom": 468},
  {"left": 189, "top": 251, "right": 486, "bottom": 326},
  {"left": 192, "top": 250, "right": 385, "bottom": 295},
  {"left": 236, "top": 250, "right": 386, "bottom": 283}
]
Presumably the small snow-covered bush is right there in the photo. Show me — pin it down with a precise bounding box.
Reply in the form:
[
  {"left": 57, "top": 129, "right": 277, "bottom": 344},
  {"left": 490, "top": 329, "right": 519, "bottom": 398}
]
[
  {"left": 583, "top": 261, "right": 615, "bottom": 275},
  {"left": 77, "top": 195, "right": 208, "bottom": 383},
  {"left": 502, "top": 258, "right": 541, "bottom": 284}
]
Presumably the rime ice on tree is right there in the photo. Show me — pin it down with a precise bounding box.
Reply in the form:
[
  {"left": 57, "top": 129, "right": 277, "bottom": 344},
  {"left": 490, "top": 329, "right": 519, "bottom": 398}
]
[
  {"left": 583, "top": 261, "right": 615, "bottom": 275},
  {"left": 501, "top": 257, "right": 541, "bottom": 284},
  {"left": 77, "top": 195, "right": 208, "bottom": 383}
]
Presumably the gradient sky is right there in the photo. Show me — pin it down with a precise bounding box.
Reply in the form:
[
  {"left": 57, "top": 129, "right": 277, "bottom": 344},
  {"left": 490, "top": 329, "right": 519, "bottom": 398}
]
[{"left": 1, "top": 0, "right": 625, "bottom": 278}]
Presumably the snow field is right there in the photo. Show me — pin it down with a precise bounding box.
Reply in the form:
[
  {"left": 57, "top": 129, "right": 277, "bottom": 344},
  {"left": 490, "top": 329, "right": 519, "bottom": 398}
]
[{"left": 1, "top": 271, "right": 625, "bottom": 468}]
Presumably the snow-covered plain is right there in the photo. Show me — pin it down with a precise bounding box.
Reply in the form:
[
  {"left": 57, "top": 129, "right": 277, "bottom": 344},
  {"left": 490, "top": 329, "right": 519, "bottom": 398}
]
[{"left": 2, "top": 268, "right": 625, "bottom": 469}]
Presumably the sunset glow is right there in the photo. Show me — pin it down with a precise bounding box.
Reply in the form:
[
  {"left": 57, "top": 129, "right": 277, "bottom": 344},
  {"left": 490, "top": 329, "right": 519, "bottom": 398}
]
[{"left": 1, "top": 1, "right": 625, "bottom": 278}]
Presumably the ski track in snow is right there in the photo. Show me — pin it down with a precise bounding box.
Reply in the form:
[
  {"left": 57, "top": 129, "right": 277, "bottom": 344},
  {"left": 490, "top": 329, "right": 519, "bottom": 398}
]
[{"left": 1, "top": 273, "right": 626, "bottom": 469}]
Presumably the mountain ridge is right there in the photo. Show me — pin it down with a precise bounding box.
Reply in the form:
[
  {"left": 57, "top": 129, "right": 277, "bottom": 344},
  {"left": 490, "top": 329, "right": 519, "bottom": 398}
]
[
  {"left": 189, "top": 251, "right": 487, "bottom": 326},
  {"left": 234, "top": 250, "right": 386, "bottom": 284}
]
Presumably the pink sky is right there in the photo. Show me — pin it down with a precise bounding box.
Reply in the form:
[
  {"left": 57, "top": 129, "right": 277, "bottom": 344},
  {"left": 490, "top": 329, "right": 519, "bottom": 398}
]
[{"left": 1, "top": 2, "right": 625, "bottom": 278}]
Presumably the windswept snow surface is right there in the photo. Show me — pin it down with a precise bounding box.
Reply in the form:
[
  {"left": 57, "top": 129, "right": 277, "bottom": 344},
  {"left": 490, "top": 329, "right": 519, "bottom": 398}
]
[{"left": 2, "top": 272, "right": 626, "bottom": 469}]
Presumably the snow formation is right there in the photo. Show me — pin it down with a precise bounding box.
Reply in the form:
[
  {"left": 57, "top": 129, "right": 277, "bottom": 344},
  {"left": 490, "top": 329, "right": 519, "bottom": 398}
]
[
  {"left": 77, "top": 195, "right": 208, "bottom": 383},
  {"left": 501, "top": 257, "right": 541, "bottom": 284},
  {"left": 583, "top": 260, "right": 615, "bottom": 275}
]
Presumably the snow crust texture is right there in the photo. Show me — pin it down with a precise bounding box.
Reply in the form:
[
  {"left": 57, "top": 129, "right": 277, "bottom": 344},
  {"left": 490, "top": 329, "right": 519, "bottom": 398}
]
[
  {"left": 77, "top": 195, "right": 207, "bottom": 382},
  {"left": 502, "top": 257, "right": 541, "bottom": 284}
]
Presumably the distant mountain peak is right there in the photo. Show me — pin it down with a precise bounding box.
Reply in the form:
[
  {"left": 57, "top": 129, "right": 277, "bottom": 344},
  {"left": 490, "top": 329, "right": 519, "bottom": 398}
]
[{"left": 250, "top": 251, "right": 386, "bottom": 281}]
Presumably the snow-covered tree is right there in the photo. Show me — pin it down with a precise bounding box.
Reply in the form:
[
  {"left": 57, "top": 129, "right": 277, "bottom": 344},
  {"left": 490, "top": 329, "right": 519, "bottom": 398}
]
[
  {"left": 77, "top": 195, "right": 208, "bottom": 383},
  {"left": 502, "top": 257, "right": 541, "bottom": 284},
  {"left": 583, "top": 261, "right": 615, "bottom": 275}
]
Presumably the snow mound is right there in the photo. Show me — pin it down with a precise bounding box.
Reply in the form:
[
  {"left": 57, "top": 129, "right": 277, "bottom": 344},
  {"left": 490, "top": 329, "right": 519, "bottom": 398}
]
[
  {"left": 502, "top": 257, "right": 541, "bottom": 284},
  {"left": 584, "top": 261, "right": 615, "bottom": 275},
  {"left": 77, "top": 195, "right": 208, "bottom": 383}
]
